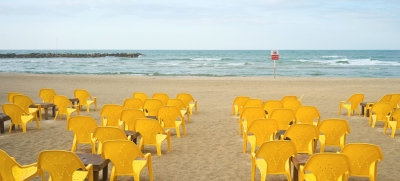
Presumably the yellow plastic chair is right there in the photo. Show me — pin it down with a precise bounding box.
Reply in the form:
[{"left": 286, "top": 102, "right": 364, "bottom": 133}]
[
  {"left": 2, "top": 104, "right": 39, "bottom": 133},
  {"left": 143, "top": 99, "right": 163, "bottom": 117},
  {"left": 239, "top": 99, "right": 263, "bottom": 116},
  {"left": 299, "top": 153, "right": 350, "bottom": 181},
  {"left": 121, "top": 109, "right": 146, "bottom": 131},
  {"left": 39, "top": 88, "right": 56, "bottom": 103},
  {"left": 364, "top": 94, "right": 393, "bottom": 118},
  {"left": 166, "top": 98, "right": 190, "bottom": 123},
  {"left": 152, "top": 93, "right": 169, "bottom": 105},
  {"left": 74, "top": 89, "right": 97, "bottom": 113},
  {"left": 100, "top": 104, "right": 124, "bottom": 127},
  {"left": 135, "top": 118, "right": 171, "bottom": 156},
  {"left": 232, "top": 96, "right": 250, "bottom": 116},
  {"left": 158, "top": 106, "right": 186, "bottom": 138},
  {"left": 92, "top": 126, "right": 131, "bottom": 154},
  {"left": 339, "top": 93, "right": 364, "bottom": 116},
  {"left": 102, "top": 140, "right": 154, "bottom": 181},
  {"left": 177, "top": 93, "right": 198, "bottom": 115},
  {"left": 0, "top": 149, "right": 43, "bottom": 181},
  {"left": 263, "top": 100, "right": 283, "bottom": 118},
  {"left": 67, "top": 116, "right": 98, "bottom": 153},
  {"left": 318, "top": 118, "right": 350, "bottom": 153},
  {"left": 243, "top": 118, "right": 279, "bottom": 153},
  {"left": 13, "top": 94, "right": 41, "bottom": 121},
  {"left": 370, "top": 102, "right": 392, "bottom": 129},
  {"left": 340, "top": 143, "right": 383, "bottom": 181},
  {"left": 37, "top": 150, "right": 93, "bottom": 181},
  {"left": 251, "top": 140, "right": 297, "bottom": 181},
  {"left": 387, "top": 108, "right": 400, "bottom": 138},
  {"left": 123, "top": 98, "right": 144, "bottom": 111},
  {"left": 133, "top": 92, "right": 148, "bottom": 103},
  {"left": 282, "top": 99, "right": 302, "bottom": 114},
  {"left": 239, "top": 107, "right": 266, "bottom": 135},
  {"left": 7, "top": 92, "right": 22, "bottom": 103},
  {"left": 269, "top": 108, "right": 296, "bottom": 131},
  {"left": 281, "top": 95, "right": 297, "bottom": 102},
  {"left": 295, "top": 106, "right": 321, "bottom": 126},
  {"left": 53, "top": 95, "right": 79, "bottom": 121},
  {"left": 282, "top": 124, "right": 319, "bottom": 155}
]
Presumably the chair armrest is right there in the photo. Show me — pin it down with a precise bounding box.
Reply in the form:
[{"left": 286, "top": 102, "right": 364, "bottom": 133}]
[{"left": 85, "top": 164, "right": 94, "bottom": 181}]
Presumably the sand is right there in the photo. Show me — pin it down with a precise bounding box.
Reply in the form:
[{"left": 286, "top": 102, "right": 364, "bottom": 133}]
[{"left": 1, "top": 73, "right": 400, "bottom": 181}]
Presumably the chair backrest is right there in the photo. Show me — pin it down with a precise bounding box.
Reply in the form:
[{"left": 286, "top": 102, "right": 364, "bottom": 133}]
[
  {"left": 100, "top": 104, "right": 124, "bottom": 127},
  {"left": 123, "top": 98, "right": 144, "bottom": 110},
  {"left": 371, "top": 102, "right": 393, "bottom": 120},
  {"left": 38, "top": 150, "right": 87, "bottom": 181},
  {"left": 2, "top": 104, "right": 27, "bottom": 125},
  {"left": 282, "top": 99, "right": 302, "bottom": 113},
  {"left": 295, "top": 106, "right": 321, "bottom": 125},
  {"left": 93, "top": 126, "right": 129, "bottom": 154},
  {"left": 102, "top": 140, "right": 145, "bottom": 175},
  {"left": 341, "top": 143, "right": 383, "bottom": 177},
  {"left": 68, "top": 116, "right": 98, "bottom": 142},
  {"left": 0, "top": 149, "right": 23, "bottom": 180},
  {"left": 302, "top": 153, "right": 350, "bottom": 180},
  {"left": 158, "top": 106, "right": 184, "bottom": 128},
  {"left": 143, "top": 99, "right": 163, "bottom": 117},
  {"left": 39, "top": 88, "right": 56, "bottom": 103},
  {"left": 263, "top": 100, "right": 283, "bottom": 115},
  {"left": 135, "top": 118, "right": 165, "bottom": 145},
  {"left": 166, "top": 99, "right": 187, "bottom": 111},
  {"left": 240, "top": 107, "right": 266, "bottom": 128},
  {"left": 176, "top": 93, "right": 195, "bottom": 106},
  {"left": 13, "top": 94, "right": 34, "bottom": 113},
  {"left": 233, "top": 96, "right": 250, "bottom": 115},
  {"left": 152, "top": 93, "right": 169, "bottom": 105},
  {"left": 347, "top": 94, "right": 364, "bottom": 109},
  {"left": 281, "top": 95, "right": 297, "bottom": 103},
  {"left": 389, "top": 94, "right": 400, "bottom": 108},
  {"left": 318, "top": 118, "right": 350, "bottom": 145},
  {"left": 233, "top": 96, "right": 250, "bottom": 106},
  {"left": 283, "top": 124, "right": 319, "bottom": 154},
  {"left": 243, "top": 99, "right": 263, "bottom": 109},
  {"left": 121, "top": 109, "right": 146, "bottom": 131},
  {"left": 7, "top": 92, "right": 22, "bottom": 103},
  {"left": 133, "top": 92, "right": 148, "bottom": 103},
  {"left": 269, "top": 108, "right": 296, "bottom": 131},
  {"left": 247, "top": 119, "right": 279, "bottom": 147},
  {"left": 54, "top": 95, "right": 73, "bottom": 114},
  {"left": 255, "top": 141, "right": 297, "bottom": 173},
  {"left": 74, "top": 89, "right": 92, "bottom": 105},
  {"left": 378, "top": 94, "right": 392, "bottom": 102}
]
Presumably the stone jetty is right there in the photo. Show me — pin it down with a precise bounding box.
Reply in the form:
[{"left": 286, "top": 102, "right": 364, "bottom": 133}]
[{"left": 0, "top": 52, "right": 144, "bottom": 58}]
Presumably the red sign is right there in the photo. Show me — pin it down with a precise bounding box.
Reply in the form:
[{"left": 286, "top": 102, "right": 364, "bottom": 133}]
[{"left": 271, "top": 50, "right": 279, "bottom": 61}]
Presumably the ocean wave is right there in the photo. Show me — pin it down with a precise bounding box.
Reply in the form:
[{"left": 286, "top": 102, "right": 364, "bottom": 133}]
[
  {"left": 321, "top": 55, "right": 346, "bottom": 59},
  {"left": 190, "top": 58, "right": 222, "bottom": 61},
  {"left": 227, "top": 62, "right": 247, "bottom": 66},
  {"left": 156, "top": 62, "right": 179, "bottom": 66}
]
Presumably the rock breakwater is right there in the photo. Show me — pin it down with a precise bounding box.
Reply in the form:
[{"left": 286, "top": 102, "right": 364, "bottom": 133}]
[{"left": 0, "top": 52, "right": 144, "bottom": 58}]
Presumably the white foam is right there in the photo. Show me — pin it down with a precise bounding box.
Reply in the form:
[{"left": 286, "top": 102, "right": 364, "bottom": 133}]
[{"left": 191, "top": 58, "right": 222, "bottom": 61}]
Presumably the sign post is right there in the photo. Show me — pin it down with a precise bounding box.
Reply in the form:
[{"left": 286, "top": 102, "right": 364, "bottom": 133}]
[{"left": 271, "top": 50, "right": 279, "bottom": 78}]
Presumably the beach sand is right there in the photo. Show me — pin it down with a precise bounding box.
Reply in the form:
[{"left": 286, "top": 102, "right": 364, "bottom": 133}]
[{"left": 1, "top": 73, "right": 400, "bottom": 181}]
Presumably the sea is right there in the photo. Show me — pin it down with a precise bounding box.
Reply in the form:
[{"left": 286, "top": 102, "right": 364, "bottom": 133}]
[{"left": 0, "top": 50, "right": 399, "bottom": 78}]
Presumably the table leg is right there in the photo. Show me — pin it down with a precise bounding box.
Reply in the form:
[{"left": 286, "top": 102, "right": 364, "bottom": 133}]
[
  {"left": 0, "top": 121, "right": 4, "bottom": 134},
  {"left": 44, "top": 107, "right": 49, "bottom": 120},
  {"left": 52, "top": 106, "right": 56, "bottom": 117},
  {"left": 93, "top": 171, "right": 99, "bottom": 181},
  {"left": 102, "top": 164, "right": 108, "bottom": 181},
  {"left": 361, "top": 105, "right": 365, "bottom": 116},
  {"left": 293, "top": 166, "right": 299, "bottom": 181}
]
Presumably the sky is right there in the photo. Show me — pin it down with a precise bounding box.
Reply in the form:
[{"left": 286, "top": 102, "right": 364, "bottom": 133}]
[{"left": 0, "top": 0, "right": 400, "bottom": 50}]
